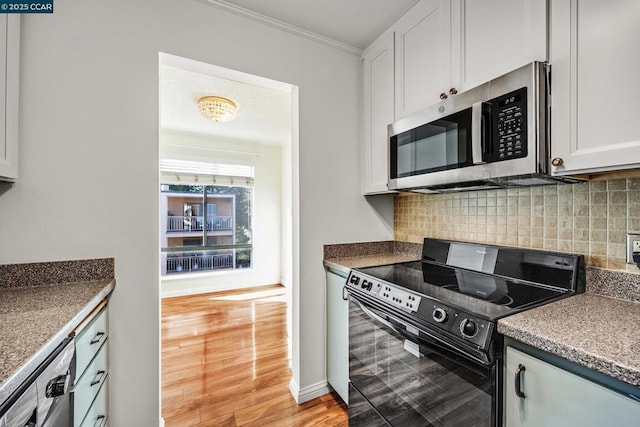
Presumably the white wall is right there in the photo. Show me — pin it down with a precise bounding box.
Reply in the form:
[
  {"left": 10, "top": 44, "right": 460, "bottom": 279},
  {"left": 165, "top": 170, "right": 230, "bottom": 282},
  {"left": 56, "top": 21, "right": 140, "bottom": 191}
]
[
  {"left": 159, "top": 130, "right": 283, "bottom": 296},
  {"left": 0, "top": 0, "right": 393, "bottom": 424}
]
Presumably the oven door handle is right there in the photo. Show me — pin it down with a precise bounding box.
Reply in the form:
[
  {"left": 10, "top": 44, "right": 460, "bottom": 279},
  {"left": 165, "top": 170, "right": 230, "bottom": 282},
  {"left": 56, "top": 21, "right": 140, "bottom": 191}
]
[
  {"left": 351, "top": 296, "right": 492, "bottom": 374},
  {"left": 352, "top": 298, "right": 405, "bottom": 337}
]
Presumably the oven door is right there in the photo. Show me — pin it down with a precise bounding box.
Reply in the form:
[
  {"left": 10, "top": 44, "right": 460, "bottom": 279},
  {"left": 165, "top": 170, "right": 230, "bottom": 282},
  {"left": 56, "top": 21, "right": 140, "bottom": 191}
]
[{"left": 348, "top": 296, "right": 497, "bottom": 427}]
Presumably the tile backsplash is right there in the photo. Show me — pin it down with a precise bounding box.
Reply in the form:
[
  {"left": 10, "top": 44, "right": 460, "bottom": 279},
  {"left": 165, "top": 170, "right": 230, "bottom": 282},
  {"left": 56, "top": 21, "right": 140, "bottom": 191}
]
[{"left": 394, "top": 178, "right": 640, "bottom": 272}]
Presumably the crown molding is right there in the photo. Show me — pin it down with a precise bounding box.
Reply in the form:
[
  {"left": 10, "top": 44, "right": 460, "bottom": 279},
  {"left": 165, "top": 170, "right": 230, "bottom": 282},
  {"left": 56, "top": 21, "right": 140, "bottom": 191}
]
[{"left": 195, "top": 0, "right": 363, "bottom": 56}]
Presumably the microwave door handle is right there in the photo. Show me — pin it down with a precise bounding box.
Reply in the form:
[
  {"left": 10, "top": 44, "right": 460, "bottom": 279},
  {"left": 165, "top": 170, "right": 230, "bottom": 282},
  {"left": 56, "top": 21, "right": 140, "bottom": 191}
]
[{"left": 471, "top": 102, "right": 484, "bottom": 164}]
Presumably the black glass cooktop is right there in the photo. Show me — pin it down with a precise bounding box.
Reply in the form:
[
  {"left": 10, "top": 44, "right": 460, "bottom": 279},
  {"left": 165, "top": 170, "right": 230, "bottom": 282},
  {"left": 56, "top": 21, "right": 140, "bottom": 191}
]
[{"left": 355, "top": 261, "right": 568, "bottom": 320}]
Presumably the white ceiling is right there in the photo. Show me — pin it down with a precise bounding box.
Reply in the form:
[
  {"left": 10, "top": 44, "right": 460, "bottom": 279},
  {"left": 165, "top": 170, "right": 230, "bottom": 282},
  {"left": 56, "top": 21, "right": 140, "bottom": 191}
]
[
  {"left": 162, "top": 1, "right": 420, "bottom": 145},
  {"left": 160, "top": 64, "right": 292, "bottom": 146},
  {"left": 206, "top": 0, "right": 421, "bottom": 50}
]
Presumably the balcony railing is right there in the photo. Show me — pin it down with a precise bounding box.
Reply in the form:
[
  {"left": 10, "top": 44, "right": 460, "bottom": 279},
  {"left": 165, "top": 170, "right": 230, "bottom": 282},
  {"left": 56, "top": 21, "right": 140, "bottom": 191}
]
[
  {"left": 167, "top": 215, "right": 232, "bottom": 232},
  {"left": 166, "top": 252, "right": 234, "bottom": 274}
]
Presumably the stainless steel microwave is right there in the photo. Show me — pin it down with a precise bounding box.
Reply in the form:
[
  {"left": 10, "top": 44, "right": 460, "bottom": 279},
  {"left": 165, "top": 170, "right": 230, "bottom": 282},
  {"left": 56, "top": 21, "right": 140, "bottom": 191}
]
[{"left": 387, "top": 62, "right": 582, "bottom": 193}]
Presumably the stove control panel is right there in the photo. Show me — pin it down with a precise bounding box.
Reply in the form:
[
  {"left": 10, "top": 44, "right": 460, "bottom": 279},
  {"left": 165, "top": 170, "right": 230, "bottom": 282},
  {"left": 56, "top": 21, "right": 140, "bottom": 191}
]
[
  {"left": 379, "top": 283, "right": 421, "bottom": 313},
  {"left": 347, "top": 271, "right": 492, "bottom": 349},
  {"left": 346, "top": 272, "right": 421, "bottom": 313},
  {"left": 424, "top": 303, "right": 491, "bottom": 348}
]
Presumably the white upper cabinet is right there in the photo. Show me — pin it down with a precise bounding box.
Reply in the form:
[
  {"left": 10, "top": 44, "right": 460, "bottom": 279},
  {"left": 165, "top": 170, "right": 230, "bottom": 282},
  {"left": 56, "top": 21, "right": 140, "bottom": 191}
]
[
  {"left": 451, "top": 0, "right": 547, "bottom": 93},
  {"left": 394, "top": 0, "right": 451, "bottom": 120},
  {"left": 550, "top": 0, "right": 640, "bottom": 175},
  {"left": 362, "top": 32, "right": 395, "bottom": 194},
  {"left": 393, "top": 0, "right": 547, "bottom": 120},
  {"left": 0, "top": 15, "right": 19, "bottom": 182}
]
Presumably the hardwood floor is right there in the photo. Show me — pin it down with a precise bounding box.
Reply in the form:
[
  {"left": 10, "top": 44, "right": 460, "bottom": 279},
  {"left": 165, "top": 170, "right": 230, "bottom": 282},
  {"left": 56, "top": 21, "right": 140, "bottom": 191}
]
[{"left": 162, "top": 284, "right": 347, "bottom": 426}]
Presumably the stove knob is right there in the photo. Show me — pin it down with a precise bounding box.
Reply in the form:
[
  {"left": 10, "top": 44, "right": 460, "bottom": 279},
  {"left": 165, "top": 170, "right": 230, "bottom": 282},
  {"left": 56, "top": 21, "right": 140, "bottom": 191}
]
[
  {"left": 46, "top": 374, "right": 69, "bottom": 398},
  {"left": 432, "top": 308, "right": 448, "bottom": 323},
  {"left": 460, "top": 319, "right": 478, "bottom": 338}
]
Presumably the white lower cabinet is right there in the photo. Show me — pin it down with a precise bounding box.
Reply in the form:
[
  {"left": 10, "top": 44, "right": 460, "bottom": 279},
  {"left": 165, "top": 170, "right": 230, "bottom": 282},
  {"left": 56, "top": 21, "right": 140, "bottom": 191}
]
[
  {"left": 504, "top": 346, "right": 640, "bottom": 426},
  {"left": 326, "top": 270, "right": 348, "bottom": 404},
  {"left": 73, "top": 304, "right": 109, "bottom": 426}
]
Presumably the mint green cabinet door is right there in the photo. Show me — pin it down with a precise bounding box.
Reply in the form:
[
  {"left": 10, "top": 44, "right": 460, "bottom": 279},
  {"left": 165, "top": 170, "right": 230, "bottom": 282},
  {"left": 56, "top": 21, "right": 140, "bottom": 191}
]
[
  {"left": 326, "top": 271, "right": 348, "bottom": 403},
  {"left": 505, "top": 346, "right": 640, "bottom": 426}
]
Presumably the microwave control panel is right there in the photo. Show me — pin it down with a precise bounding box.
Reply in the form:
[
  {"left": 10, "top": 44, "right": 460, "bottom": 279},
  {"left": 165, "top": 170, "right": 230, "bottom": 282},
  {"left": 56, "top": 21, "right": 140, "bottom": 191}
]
[{"left": 485, "top": 87, "right": 527, "bottom": 162}]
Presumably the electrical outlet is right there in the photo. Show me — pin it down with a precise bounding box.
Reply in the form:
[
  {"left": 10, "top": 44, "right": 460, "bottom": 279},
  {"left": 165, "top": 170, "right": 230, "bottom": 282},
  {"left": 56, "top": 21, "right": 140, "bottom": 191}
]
[{"left": 626, "top": 233, "right": 640, "bottom": 264}]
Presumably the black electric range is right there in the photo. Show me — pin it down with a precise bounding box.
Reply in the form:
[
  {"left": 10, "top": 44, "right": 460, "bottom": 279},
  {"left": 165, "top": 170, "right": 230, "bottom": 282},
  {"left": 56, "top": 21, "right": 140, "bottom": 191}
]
[{"left": 346, "top": 238, "right": 585, "bottom": 426}]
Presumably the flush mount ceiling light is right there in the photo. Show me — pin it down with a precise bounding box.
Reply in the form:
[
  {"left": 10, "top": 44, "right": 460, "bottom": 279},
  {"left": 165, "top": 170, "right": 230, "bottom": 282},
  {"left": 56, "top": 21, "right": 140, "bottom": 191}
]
[{"left": 197, "top": 96, "right": 238, "bottom": 122}]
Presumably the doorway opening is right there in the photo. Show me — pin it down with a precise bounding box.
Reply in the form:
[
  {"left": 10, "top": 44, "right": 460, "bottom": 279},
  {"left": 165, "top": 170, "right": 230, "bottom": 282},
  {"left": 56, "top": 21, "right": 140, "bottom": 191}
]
[
  {"left": 158, "top": 52, "right": 296, "bottom": 422},
  {"left": 159, "top": 52, "right": 294, "bottom": 295}
]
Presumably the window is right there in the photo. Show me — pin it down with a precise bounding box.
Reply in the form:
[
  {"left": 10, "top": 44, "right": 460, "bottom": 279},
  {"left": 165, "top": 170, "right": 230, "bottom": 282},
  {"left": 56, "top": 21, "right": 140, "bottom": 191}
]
[{"left": 160, "top": 160, "right": 253, "bottom": 276}]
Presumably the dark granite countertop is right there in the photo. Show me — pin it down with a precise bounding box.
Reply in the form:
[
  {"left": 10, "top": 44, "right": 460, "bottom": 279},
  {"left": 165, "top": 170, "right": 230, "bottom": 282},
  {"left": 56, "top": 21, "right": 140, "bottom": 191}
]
[
  {"left": 324, "top": 241, "right": 640, "bottom": 388},
  {"left": 498, "top": 293, "right": 640, "bottom": 387},
  {"left": 324, "top": 254, "right": 421, "bottom": 276},
  {"left": 0, "top": 259, "right": 115, "bottom": 404},
  {"left": 323, "top": 240, "right": 422, "bottom": 276}
]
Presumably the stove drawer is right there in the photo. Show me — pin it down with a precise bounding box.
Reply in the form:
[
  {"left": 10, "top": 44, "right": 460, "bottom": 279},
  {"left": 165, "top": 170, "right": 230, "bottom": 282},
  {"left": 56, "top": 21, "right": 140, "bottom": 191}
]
[
  {"left": 73, "top": 341, "right": 108, "bottom": 426},
  {"left": 75, "top": 306, "right": 109, "bottom": 379}
]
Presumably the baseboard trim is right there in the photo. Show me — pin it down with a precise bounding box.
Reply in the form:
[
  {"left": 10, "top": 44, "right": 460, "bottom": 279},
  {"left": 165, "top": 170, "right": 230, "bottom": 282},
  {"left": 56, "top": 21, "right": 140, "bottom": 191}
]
[
  {"left": 161, "top": 281, "right": 282, "bottom": 298},
  {"left": 288, "top": 378, "right": 331, "bottom": 404}
]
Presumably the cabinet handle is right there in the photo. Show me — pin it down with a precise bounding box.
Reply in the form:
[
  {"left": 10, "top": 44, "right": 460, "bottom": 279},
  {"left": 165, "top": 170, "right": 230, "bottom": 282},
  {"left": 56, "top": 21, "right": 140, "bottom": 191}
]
[
  {"left": 449, "top": 87, "right": 458, "bottom": 95},
  {"left": 514, "top": 364, "right": 526, "bottom": 398},
  {"left": 342, "top": 286, "right": 348, "bottom": 301},
  {"left": 93, "top": 415, "right": 108, "bottom": 427},
  {"left": 440, "top": 92, "right": 448, "bottom": 100},
  {"left": 90, "top": 331, "right": 106, "bottom": 345},
  {"left": 90, "top": 370, "right": 107, "bottom": 387},
  {"left": 551, "top": 157, "right": 564, "bottom": 167}
]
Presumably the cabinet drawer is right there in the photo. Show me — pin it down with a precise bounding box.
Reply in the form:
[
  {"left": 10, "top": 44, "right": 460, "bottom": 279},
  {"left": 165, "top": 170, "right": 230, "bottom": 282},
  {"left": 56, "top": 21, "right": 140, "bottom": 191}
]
[
  {"left": 75, "top": 307, "right": 108, "bottom": 379},
  {"left": 73, "top": 343, "right": 108, "bottom": 426},
  {"left": 79, "top": 378, "right": 108, "bottom": 427}
]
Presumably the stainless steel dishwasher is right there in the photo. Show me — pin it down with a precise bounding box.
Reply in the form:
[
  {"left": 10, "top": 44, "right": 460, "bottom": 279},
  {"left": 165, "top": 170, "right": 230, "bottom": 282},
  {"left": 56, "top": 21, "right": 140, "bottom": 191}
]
[{"left": 0, "top": 338, "right": 75, "bottom": 427}]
